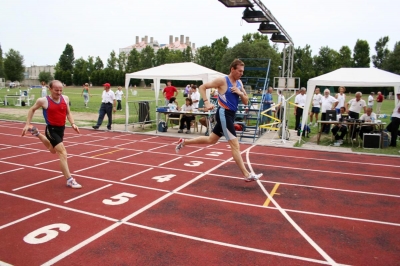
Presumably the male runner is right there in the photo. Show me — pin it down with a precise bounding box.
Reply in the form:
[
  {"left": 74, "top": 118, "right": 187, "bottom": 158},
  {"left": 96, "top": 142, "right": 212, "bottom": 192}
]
[
  {"left": 175, "top": 59, "right": 262, "bottom": 182},
  {"left": 21, "top": 80, "right": 82, "bottom": 188}
]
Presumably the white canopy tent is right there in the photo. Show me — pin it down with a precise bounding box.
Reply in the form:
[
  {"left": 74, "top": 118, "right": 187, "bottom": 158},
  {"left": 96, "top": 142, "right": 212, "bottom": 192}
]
[
  {"left": 301, "top": 68, "right": 400, "bottom": 140},
  {"left": 124, "top": 62, "right": 225, "bottom": 129}
]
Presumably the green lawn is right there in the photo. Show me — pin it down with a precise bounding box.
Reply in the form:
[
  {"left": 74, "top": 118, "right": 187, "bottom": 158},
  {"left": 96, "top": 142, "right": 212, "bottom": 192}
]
[{"left": 1, "top": 86, "right": 398, "bottom": 155}]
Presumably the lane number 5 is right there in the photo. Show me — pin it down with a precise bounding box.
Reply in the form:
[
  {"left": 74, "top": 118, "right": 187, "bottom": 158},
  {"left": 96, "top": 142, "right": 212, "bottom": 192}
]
[{"left": 102, "top": 192, "right": 136, "bottom": 205}]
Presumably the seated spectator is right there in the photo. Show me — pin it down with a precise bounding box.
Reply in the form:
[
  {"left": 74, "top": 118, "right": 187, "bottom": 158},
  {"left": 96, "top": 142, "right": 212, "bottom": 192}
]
[
  {"left": 178, "top": 98, "right": 195, "bottom": 134},
  {"left": 167, "top": 97, "right": 180, "bottom": 119},
  {"left": 331, "top": 107, "right": 348, "bottom": 142},
  {"left": 358, "top": 107, "right": 377, "bottom": 140}
]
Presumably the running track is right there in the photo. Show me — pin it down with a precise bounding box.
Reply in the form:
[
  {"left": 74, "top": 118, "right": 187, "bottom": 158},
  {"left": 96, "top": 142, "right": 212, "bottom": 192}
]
[{"left": 0, "top": 121, "right": 399, "bottom": 265}]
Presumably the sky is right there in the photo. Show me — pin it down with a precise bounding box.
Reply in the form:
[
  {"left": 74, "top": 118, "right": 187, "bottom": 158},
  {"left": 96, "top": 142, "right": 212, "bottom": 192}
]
[{"left": 1, "top": 0, "right": 400, "bottom": 67}]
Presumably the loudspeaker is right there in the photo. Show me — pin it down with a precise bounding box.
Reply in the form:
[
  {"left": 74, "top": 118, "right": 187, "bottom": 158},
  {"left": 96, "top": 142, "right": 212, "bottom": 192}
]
[{"left": 363, "top": 133, "right": 380, "bottom": 148}]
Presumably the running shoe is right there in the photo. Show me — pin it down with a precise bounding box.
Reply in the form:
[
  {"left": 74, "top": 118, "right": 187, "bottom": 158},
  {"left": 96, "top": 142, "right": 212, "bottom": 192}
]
[
  {"left": 244, "top": 173, "right": 263, "bottom": 182},
  {"left": 66, "top": 177, "right": 82, "bottom": 189},
  {"left": 28, "top": 126, "right": 39, "bottom": 137},
  {"left": 175, "top": 138, "right": 185, "bottom": 154}
]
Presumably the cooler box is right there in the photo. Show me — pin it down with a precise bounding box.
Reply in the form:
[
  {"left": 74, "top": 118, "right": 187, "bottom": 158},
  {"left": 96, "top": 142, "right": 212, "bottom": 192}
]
[{"left": 363, "top": 133, "right": 381, "bottom": 149}]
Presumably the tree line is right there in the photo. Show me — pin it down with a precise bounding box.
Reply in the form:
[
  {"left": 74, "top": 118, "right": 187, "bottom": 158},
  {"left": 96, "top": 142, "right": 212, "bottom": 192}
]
[{"left": 1, "top": 33, "right": 399, "bottom": 88}]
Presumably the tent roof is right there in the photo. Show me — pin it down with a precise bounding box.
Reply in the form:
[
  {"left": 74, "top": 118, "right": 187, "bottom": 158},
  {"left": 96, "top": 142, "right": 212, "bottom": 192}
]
[
  {"left": 125, "top": 62, "right": 225, "bottom": 81},
  {"left": 308, "top": 68, "right": 400, "bottom": 87}
]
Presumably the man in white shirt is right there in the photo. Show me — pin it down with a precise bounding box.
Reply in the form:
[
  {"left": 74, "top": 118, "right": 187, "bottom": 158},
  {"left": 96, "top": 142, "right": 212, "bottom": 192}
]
[
  {"left": 115, "top": 86, "right": 124, "bottom": 111},
  {"left": 387, "top": 92, "right": 400, "bottom": 147},
  {"left": 321, "top": 89, "right": 338, "bottom": 133},
  {"left": 358, "top": 107, "right": 377, "bottom": 140},
  {"left": 190, "top": 85, "right": 200, "bottom": 110},
  {"left": 346, "top": 92, "right": 367, "bottom": 119},
  {"left": 294, "top": 87, "right": 307, "bottom": 130},
  {"left": 335, "top": 86, "right": 346, "bottom": 114},
  {"left": 93, "top": 83, "right": 116, "bottom": 130},
  {"left": 276, "top": 89, "right": 285, "bottom": 121},
  {"left": 309, "top": 87, "right": 322, "bottom": 127},
  {"left": 367, "top": 92, "right": 375, "bottom": 108}
]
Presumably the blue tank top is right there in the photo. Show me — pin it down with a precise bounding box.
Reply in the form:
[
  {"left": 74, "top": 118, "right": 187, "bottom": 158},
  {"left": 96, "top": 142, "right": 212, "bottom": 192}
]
[{"left": 218, "top": 76, "right": 241, "bottom": 112}]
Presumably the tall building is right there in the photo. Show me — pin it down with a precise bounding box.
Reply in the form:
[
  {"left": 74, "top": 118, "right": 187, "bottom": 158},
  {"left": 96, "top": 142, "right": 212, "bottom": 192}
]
[{"left": 119, "top": 35, "right": 196, "bottom": 54}]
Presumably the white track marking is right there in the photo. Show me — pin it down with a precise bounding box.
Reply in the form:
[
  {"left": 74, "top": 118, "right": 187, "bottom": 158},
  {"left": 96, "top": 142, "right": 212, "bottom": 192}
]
[
  {"left": 0, "top": 191, "right": 118, "bottom": 222},
  {"left": 246, "top": 148, "right": 338, "bottom": 265},
  {"left": 13, "top": 175, "right": 64, "bottom": 191},
  {"left": 120, "top": 168, "right": 153, "bottom": 181},
  {"left": 116, "top": 152, "right": 143, "bottom": 160},
  {"left": 0, "top": 208, "right": 51, "bottom": 230},
  {"left": 0, "top": 260, "right": 13, "bottom": 266},
  {"left": 79, "top": 147, "right": 110, "bottom": 156},
  {"left": 0, "top": 168, "right": 24, "bottom": 175},
  {"left": 158, "top": 157, "right": 181, "bottom": 166},
  {"left": 148, "top": 144, "right": 169, "bottom": 151},
  {"left": 73, "top": 161, "right": 109, "bottom": 173},
  {"left": 185, "top": 148, "right": 204, "bottom": 156},
  {"left": 35, "top": 157, "right": 72, "bottom": 166},
  {"left": 0, "top": 150, "right": 41, "bottom": 160},
  {"left": 64, "top": 184, "right": 113, "bottom": 203}
]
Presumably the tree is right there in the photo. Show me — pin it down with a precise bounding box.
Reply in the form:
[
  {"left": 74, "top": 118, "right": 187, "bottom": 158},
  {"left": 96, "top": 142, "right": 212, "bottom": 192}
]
[
  {"left": 38, "top": 71, "right": 53, "bottom": 83},
  {"left": 383, "top": 41, "right": 400, "bottom": 74},
  {"left": 117, "top": 52, "right": 127, "bottom": 71},
  {"left": 353, "top": 39, "right": 370, "bottom": 67},
  {"left": 337, "top": 46, "right": 353, "bottom": 67},
  {"left": 94, "top": 56, "right": 104, "bottom": 70},
  {"left": 194, "top": 45, "right": 214, "bottom": 69},
  {"left": 313, "top": 46, "right": 339, "bottom": 75},
  {"left": 106, "top": 50, "right": 118, "bottom": 69},
  {"left": 154, "top": 48, "right": 170, "bottom": 66},
  {"left": 57, "top": 44, "right": 75, "bottom": 71},
  {"left": 140, "top": 46, "right": 155, "bottom": 69},
  {"left": 293, "top": 45, "right": 315, "bottom": 87},
  {"left": 0, "top": 44, "right": 5, "bottom": 78},
  {"left": 73, "top": 58, "right": 89, "bottom": 85},
  {"left": 126, "top": 49, "right": 141, "bottom": 73},
  {"left": 211, "top": 37, "right": 229, "bottom": 71},
  {"left": 182, "top": 46, "right": 193, "bottom": 62},
  {"left": 241, "top": 32, "right": 269, "bottom": 43},
  {"left": 4, "top": 49, "right": 25, "bottom": 81},
  {"left": 372, "top": 36, "right": 390, "bottom": 69}
]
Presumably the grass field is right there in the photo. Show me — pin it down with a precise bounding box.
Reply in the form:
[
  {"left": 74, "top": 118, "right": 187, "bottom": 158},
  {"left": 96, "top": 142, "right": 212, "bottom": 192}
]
[{"left": 0, "top": 86, "right": 398, "bottom": 155}]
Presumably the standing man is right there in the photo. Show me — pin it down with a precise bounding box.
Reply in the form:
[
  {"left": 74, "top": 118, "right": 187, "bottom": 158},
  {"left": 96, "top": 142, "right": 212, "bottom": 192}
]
[
  {"left": 368, "top": 92, "right": 375, "bottom": 108},
  {"left": 346, "top": 92, "right": 367, "bottom": 119},
  {"left": 335, "top": 86, "right": 346, "bottom": 114},
  {"left": 163, "top": 81, "right": 178, "bottom": 106},
  {"left": 21, "top": 80, "right": 82, "bottom": 189},
  {"left": 387, "top": 92, "right": 400, "bottom": 147},
  {"left": 261, "top": 86, "right": 273, "bottom": 124},
  {"left": 309, "top": 87, "right": 322, "bottom": 127},
  {"left": 93, "top": 83, "right": 116, "bottom": 130},
  {"left": 376, "top": 91, "right": 384, "bottom": 115},
  {"left": 190, "top": 85, "right": 200, "bottom": 110},
  {"left": 175, "top": 59, "right": 262, "bottom": 182},
  {"left": 321, "top": 89, "right": 339, "bottom": 133},
  {"left": 294, "top": 87, "right": 307, "bottom": 130},
  {"left": 276, "top": 89, "right": 285, "bottom": 121},
  {"left": 115, "top": 86, "right": 125, "bottom": 111}
]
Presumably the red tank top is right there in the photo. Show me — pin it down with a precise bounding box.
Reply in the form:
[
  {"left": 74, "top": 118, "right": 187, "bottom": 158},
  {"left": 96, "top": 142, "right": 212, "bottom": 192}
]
[{"left": 43, "top": 96, "right": 67, "bottom": 126}]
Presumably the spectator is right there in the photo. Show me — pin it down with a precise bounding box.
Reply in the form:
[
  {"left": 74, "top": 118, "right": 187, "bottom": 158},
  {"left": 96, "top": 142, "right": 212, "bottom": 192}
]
[
  {"left": 163, "top": 81, "right": 178, "bottom": 106},
  {"left": 346, "top": 92, "right": 367, "bottom": 119},
  {"left": 276, "top": 89, "right": 285, "bottom": 121},
  {"left": 387, "top": 92, "right": 400, "bottom": 147},
  {"left": 184, "top": 84, "right": 190, "bottom": 97},
  {"left": 332, "top": 107, "right": 348, "bottom": 143},
  {"left": 190, "top": 85, "right": 200, "bottom": 110},
  {"left": 261, "top": 86, "right": 273, "bottom": 124},
  {"left": 309, "top": 87, "right": 322, "bottom": 127},
  {"left": 115, "top": 86, "right": 125, "bottom": 111},
  {"left": 41, "top": 81, "right": 48, "bottom": 98},
  {"left": 294, "top": 87, "right": 307, "bottom": 130},
  {"left": 335, "top": 86, "right": 346, "bottom": 114},
  {"left": 368, "top": 92, "right": 375, "bottom": 108},
  {"left": 321, "top": 89, "right": 338, "bottom": 133},
  {"left": 376, "top": 91, "right": 384, "bottom": 115},
  {"left": 81, "top": 83, "right": 91, "bottom": 108},
  {"left": 178, "top": 98, "right": 195, "bottom": 134},
  {"left": 358, "top": 107, "right": 377, "bottom": 140},
  {"left": 92, "top": 83, "right": 116, "bottom": 131}
]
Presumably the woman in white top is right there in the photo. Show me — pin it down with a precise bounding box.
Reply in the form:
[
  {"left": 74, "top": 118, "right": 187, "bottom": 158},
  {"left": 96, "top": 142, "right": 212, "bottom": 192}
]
[
  {"left": 115, "top": 86, "right": 124, "bottom": 111},
  {"left": 41, "top": 81, "right": 48, "bottom": 98},
  {"left": 335, "top": 86, "right": 346, "bottom": 114},
  {"left": 178, "top": 98, "right": 195, "bottom": 134}
]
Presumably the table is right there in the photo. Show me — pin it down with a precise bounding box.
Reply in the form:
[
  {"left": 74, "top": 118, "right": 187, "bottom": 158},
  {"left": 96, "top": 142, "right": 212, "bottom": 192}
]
[
  {"left": 316, "top": 120, "right": 386, "bottom": 147},
  {"left": 156, "top": 110, "right": 215, "bottom": 133}
]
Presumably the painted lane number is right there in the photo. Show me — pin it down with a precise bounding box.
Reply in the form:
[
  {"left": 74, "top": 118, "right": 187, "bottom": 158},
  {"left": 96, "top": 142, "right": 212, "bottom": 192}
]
[
  {"left": 23, "top": 223, "right": 70, "bottom": 244},
  {"left": 152, "top": 174, "right": 175, "bottom": 183},
  {"left": 184, "top": 161, "right": 203, "bottom": 167},
  {"left": 207, "top": 152, "right": 223, "bottom": 157},
  {"left": 102, "top": 192, "right": 136, "bottom": 205}
]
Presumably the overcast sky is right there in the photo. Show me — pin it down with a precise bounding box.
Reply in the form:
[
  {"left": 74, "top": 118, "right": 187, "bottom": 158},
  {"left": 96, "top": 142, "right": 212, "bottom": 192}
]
[{"left": 1, "top": 0, "right": 399, "bottom": 67}]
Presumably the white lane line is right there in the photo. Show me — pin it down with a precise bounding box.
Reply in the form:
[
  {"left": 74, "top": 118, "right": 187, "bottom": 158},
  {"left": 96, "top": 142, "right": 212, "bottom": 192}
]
[
  {"left": 246, "top": 149, "right": 338, "bottom": 266},
  {"left": 158, "top": 157, "right": 181, "bottom": 166},
  {"left": 0, "top": 260, "right": 13, "bottom": 266},
  {"left": 186, "top": 148, "right": 204, "bottom": 156},
  {"left": 0, "top": 208, "right": 51, "bottom": 230},
  {"left": 13, "top": 175, "right": 64, "bottom": 191},
  {"left": 42, "top": 144, "right": 245, "bottom": 265},
  {"left": 117, "top": 152, "right": 143, "bottom": 161},
  {"left": 0, "top": 191, "right": 118, "bottom": 222},
  {"left": 253, "top": 152, "right": 400, "bottom": 168},
  {"left": 120, "top": 168, "right": 153, "bottom": 181},
  {"left": 73, "top": 161, "right": 109, "bottom": 173},
  {"left": 0, "top": 168, "right": 24, "bottom": 175},
  {"left": 250, "top": 162, "right": 400, "bottom": 181},
  {"left": 64, "top": 184, "right": 113, "bottom": 203},
  {"left": 125, "top": 222, "right": 344, "bottom": 266},
  {"left": 148, "top": 144, "right": 169, "bottom": 151},
  {"left": 0, "top": 150, "right": 41, "bottom": 160},
  {"left": 34, "top": 156, "right": 73, "bottom": 166},
  {"left": 140, "top": 136, "right": 159, "bottom": 141},
  {"left": 79, "top": 147, "right": 110, "bottom": 156}
]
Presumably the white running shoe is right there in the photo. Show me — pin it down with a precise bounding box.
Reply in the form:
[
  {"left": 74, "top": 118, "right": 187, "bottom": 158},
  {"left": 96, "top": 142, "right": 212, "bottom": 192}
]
[
  {"left": 175, "top": 138, "right": 185, "bottom": 153},
  {"left": 66, "top": 177, "right": 82, "bottom": 189},
  {"left": 244, "top": 173, "right": 263, "bottom": 182}
]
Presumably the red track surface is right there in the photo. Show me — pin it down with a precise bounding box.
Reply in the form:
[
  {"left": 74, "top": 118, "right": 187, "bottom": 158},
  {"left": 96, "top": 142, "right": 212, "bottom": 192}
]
[{"left": 0, "top": 121, "right": 399, "bottom": 265}]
